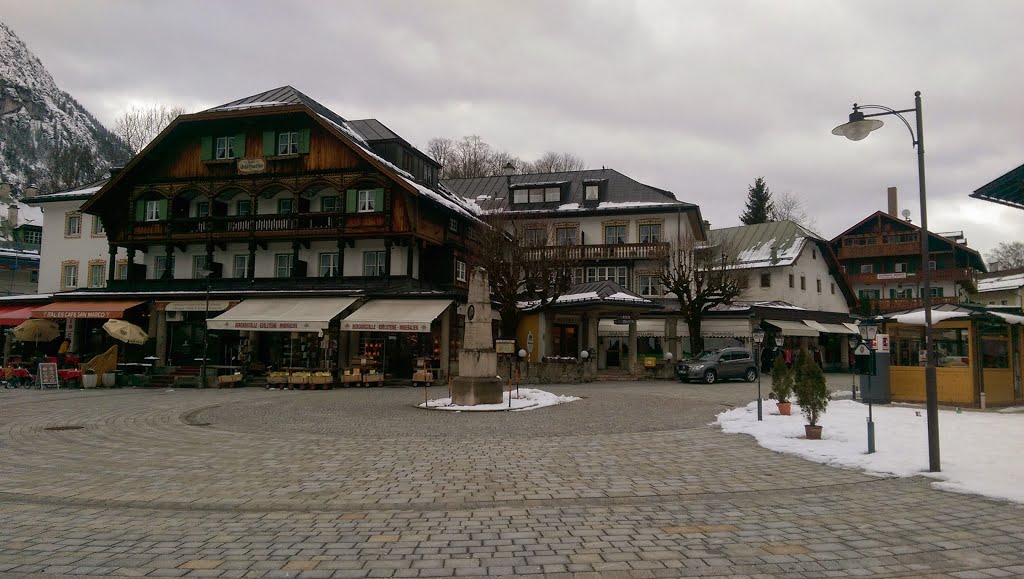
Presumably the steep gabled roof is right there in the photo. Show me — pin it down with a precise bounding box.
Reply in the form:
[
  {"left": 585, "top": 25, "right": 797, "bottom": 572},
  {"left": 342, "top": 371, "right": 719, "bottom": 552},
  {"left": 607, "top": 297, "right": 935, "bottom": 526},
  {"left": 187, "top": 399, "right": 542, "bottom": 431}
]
[
  {"left": 84, "top": 87, "right": 483, "bottom": 224},
  {"left": 444, "top": 169, "right": 692, "bottom": 215},
  {"left": 26, "top": 178, "right": 106, "bottom": 204},
  {"left": 972, "top": 161, "right": 1024, "bottom": 210},
  {"left": 710, "top": 220, "right": 819, "bottom": 269},
  {"left": 347, "top": 119, "right": 400, "bottom": 142}
]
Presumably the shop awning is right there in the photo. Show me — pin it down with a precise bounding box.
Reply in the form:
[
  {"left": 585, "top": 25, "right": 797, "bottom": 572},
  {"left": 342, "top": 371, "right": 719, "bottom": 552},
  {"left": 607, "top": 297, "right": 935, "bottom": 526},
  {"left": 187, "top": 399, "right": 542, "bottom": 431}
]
[
  {"left": 0, "top": 305, "right": 37, "bottom": 326},
  {"left": 765, "top": 319, "right": 819, "bottom": 337},
  {"left": 32, "top": 300, "right": 144, "bottom": 319},
  {"left": 165, "top": 300, "right": 231, "bottom": 312},
  {"left": 803, "top": 320, "right": 857, "bottom": 335},
  {"left": 599, "top": 319, "right": 666, "bottom": 337},
  {"left": 679, "top": 318, "right": 752, "bottom": 338},
  {"left": 207, "top": 297, "right": 358, "bottom": 332},
  {"left": 340, "top": 299, "right": 452, "bottom": 333}
]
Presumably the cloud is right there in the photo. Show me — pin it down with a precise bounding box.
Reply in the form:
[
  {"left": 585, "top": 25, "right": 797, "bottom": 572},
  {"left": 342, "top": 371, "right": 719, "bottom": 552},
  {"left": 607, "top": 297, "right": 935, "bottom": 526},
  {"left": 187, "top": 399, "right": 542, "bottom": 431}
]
[{"left": 2, "top": 0, "right": 1022, "bottom": 256}]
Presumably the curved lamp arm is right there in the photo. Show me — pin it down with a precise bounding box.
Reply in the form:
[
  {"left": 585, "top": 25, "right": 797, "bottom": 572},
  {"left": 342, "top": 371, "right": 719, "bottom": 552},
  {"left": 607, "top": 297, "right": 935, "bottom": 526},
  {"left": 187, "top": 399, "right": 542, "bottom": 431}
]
[{"left": 853, "top": 103, "right": 918, "bottom": 147}]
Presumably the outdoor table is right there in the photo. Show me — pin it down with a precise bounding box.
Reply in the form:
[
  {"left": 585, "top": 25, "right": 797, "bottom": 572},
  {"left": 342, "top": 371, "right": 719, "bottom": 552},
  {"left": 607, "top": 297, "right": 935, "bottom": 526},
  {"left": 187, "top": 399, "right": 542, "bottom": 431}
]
[
  {"left": 64, "top": 355, "right": 80, "bottom": 366},
  {"left": 12, "top": 368, "right": 31, "bottom": 379},
  {"left": 58, "top": 369, "right": 82, "bottom": 382}
]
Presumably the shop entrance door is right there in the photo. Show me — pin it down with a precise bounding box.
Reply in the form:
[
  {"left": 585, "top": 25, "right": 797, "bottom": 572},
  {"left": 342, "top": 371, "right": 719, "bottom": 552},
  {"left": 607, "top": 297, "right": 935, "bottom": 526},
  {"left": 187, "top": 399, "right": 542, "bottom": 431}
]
[{"left": 606, "top": 338, "right": 621, "bottom": 367}]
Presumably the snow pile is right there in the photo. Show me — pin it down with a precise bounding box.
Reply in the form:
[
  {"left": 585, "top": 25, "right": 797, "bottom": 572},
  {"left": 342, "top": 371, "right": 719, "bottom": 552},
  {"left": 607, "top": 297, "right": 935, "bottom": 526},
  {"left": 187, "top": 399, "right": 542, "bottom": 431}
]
[
  {"left": 890, "top": 309, "right": 972, "bottom": 325},
  {"left": 717, "top": 399, "right": 1024, "bottom": 504},
  {"left": 420, "top": 387, "right": 580, "bottom": 412}
]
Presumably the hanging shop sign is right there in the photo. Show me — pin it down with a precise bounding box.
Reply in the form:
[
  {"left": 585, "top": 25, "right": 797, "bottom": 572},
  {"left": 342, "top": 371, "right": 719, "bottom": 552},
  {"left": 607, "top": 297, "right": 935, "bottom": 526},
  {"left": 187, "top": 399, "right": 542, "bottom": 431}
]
[{"left": 237, "top": 158, "right": 266, "bottom": 174}]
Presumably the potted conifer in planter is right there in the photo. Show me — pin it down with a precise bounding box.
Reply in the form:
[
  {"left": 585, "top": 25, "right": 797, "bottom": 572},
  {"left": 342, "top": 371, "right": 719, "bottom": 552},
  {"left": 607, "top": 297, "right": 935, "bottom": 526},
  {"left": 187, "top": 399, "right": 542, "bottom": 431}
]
[
  {"left": 770, "top": 355, "right": 793, "bottom": 415},
  {"left": 82, "top": 368, "right": 98, "bottom": 389},
  {"left": 793, "top": 350, "right": 830, "bottom": 439}
]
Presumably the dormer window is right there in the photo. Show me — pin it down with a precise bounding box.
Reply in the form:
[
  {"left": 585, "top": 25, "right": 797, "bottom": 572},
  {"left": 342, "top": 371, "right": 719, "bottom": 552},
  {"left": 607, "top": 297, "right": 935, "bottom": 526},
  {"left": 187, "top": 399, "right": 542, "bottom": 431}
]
[
  {"left": 585, "top": 185, "right": 599, "bottom": 201},
  {"left": 215, "top": 136, "right": 236, "bottom": 159},
  {"left": 511, "top": 184, "right": 564, "bottom": 204},
  {"left": 278, "top": 131, "right": 299, "bottom": 155}
]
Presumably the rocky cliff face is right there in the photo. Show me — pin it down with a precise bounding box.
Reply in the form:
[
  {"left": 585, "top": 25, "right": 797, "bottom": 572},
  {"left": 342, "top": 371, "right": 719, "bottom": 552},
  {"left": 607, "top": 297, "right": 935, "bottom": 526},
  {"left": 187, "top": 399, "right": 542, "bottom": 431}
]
[{"left": 0, "top": 21, "right": 130, "bottom": 194}]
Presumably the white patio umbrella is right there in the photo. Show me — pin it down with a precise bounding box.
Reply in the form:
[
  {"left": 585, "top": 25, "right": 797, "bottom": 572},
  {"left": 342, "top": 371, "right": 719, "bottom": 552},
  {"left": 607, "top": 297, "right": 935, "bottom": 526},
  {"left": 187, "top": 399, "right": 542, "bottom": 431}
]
[{"left": 102, "top": 319, "right": 149, "bottom": 345}]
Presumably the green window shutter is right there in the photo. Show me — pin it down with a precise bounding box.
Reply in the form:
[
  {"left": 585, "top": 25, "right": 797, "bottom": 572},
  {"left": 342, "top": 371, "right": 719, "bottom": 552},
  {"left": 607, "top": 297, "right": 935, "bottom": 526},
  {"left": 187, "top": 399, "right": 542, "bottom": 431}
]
[
  {"left": 298, "top": 128, "right": 310, "bottom": 154},
  {"left": 135, "top": 200, "right": 145, "bottom": 222},
  {"left": 345, "top": 189, "right": 358, "bottom": 213},
  {"left": 234, "top": 133, "right": 246, "bottom": 157},
  {"left": 200, "top": 136, "right": 213, "bottom": 160},
  {"left": 158, "top": 199, "right": 168, "bottom": 220},
  {"left": 374, "top": 189, "right": 384, "bottom": 212},
  {"left": 263, "top": 131, "right": 276, "bottom": 156}
]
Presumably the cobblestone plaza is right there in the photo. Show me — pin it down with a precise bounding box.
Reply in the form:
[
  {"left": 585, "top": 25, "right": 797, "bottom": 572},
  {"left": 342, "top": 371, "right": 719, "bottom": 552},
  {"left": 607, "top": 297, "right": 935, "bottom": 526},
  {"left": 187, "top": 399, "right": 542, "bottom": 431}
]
[{"left": 1, "top": 382, "right": 1022, "bottom": 578}]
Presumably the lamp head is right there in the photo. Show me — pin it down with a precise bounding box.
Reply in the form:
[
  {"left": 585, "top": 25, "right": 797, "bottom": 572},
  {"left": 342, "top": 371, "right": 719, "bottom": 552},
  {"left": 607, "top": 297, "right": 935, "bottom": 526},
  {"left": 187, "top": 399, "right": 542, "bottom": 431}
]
[
  {"left": 752, "top": 328, "right": 765, "bottom": 344},
  {"left": 665, "top": 352, "right": 673, "bottom": 361},
  {"left": 774, "top": 335, "right": 784, "bottom": 347},
  {"left": 517, "top": 349, "right": 526, "bottom": 358},
  {"left": 858, "top": 323, "right": 878, "bottom": 341},
  {"left": 502, "top": 162, "right": 516, "bottom": 177},
  {"left": 848, "top": 336, "right": 859, "bottom": 349},
  {"left": 832, "top": 109, "right": 884, "bottom": 141},
  {"left": 579, "top": 349, "right": 589, "bottom": 360}
]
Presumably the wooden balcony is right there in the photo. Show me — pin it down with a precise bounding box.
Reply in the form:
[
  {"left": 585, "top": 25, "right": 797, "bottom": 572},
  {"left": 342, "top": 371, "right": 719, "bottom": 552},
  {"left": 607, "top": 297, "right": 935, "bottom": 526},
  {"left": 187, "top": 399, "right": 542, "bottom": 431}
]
[
  {"left": 845, "top": 268, "right": 976, "bottom": 286},
  {"left": 127, "top": 212, "right": 379, "bottom": 242},
  {"left": 524, "top": 242, "right": 669, "bottom": 262},
  {"left": 862, "top": 296, "right": 960, "bottom": 314},
  {"left": 837, "top": 240, "right": 919, "bottom": 259},
  {"left": 105, "top": 275, "right": 446, "bottom": 294}
]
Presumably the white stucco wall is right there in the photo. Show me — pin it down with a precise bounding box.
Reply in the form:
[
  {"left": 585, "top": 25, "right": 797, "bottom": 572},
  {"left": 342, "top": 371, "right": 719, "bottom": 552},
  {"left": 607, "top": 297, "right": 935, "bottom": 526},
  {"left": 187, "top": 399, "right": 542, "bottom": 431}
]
[
  {"left": 739, "top": 244, "right": 849, "bottom": 312},
  {"left": 35, "top": 198, "right": 143, "bottom": 293}
]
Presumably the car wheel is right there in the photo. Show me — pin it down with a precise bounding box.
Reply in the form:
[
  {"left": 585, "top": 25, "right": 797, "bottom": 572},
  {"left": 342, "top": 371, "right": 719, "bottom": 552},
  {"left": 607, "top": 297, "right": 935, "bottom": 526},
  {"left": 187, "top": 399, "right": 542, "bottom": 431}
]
[
  {"left": 745, "top": 368, "right": 757, "bottom": 382},
  {"left": 703, "top": 370, "right": 717, "bottom": 384}
]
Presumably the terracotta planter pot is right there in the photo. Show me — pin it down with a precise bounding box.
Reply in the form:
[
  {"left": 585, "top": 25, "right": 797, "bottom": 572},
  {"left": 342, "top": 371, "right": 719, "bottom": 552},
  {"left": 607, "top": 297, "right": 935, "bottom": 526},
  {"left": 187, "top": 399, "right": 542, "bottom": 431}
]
[
  {"left": 805, "top": 424, "right": 822, "bottom": 440},
  {"left": 776, "top": 401, "right": 791, "bottom": 415}
]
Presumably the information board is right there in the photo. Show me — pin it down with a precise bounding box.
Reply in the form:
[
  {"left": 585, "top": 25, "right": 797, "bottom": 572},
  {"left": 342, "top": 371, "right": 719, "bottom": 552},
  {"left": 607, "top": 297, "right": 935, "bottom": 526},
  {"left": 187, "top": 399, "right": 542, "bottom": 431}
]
[
  {"left": 495, "top": 339, "right": 516, "bottom": 354},
  {"left": 37, "top": 362, "right": 59, "bottom": 388}
]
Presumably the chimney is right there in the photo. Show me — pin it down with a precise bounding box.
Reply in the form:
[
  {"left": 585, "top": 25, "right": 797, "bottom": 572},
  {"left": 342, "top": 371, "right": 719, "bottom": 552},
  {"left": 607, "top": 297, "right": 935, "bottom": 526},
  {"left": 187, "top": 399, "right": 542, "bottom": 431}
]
[
  {"left": 703, "top": 220, "right": 711, "bottom": 231},
  {"left": 6, "top": 204, "right": 17, "bottom": 227},
  {"left": 770, "top": 246, "right": 778, "bottom": 264},
  {"left": 24, "top": 185, "right": 38, "bottom": 199},
  {"left": 887, "top": 186, "right": 898, "bottom": 217}
]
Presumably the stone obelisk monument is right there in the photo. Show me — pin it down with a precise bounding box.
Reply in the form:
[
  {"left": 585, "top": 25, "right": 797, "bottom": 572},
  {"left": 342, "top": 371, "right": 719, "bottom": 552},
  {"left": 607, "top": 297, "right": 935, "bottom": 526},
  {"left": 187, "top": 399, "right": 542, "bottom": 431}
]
[{"left": 451, "top": 267, "right": 503, "bottom": 405}]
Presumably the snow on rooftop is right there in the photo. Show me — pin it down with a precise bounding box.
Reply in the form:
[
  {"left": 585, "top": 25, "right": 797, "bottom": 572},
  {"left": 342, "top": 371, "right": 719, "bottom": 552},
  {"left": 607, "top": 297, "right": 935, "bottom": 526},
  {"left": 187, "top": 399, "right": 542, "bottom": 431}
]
[
  {"left": 596, "top": 201, "right": 678, "bottom": 210},
  {"left": 978, "top": 272, "right": 1024, "bottom": 293},
  {"left": 890, "top": 308, "right": 972, "bottom": 325},
  {"left": 42, "top": 185, "right": 102, "bottom": 198},
  {"left": 734, "top": 237, "right": 803, "bottom": 269},
  {"left": 212, "top": 101, "right": 290, "bottom": 111},
  {"left": 607, "top": 292, "right": 650, "bottom": 303}
]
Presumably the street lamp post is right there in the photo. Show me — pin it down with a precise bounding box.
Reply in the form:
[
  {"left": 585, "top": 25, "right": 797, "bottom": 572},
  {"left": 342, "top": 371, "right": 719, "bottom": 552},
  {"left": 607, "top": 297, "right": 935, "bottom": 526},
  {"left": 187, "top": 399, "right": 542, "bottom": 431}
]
[
  {"left": 848, "top": 335, "right": 859, "bottom": 400},
  {"left": 198, "top": 267, "right": 213, "bottom": 389},
  {"left": 833, "top": 91, "right": 939, "bottom": 472},
  {"left": 752, "top": 328, "right": 765, "bottom": 421},
  {"left": 858, "top": 323, "right": 878, "bottom": 454}
]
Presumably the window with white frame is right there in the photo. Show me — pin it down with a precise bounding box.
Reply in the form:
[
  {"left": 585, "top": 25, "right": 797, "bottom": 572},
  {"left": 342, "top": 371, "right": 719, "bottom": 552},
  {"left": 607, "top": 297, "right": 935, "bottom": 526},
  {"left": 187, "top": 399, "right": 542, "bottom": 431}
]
[
  {"left": 358, "top": 189, "right": 377, "bottom": 212},
  {"left": 604, "top": 225, "right": 627, "bottom": 245},
  {"left": 528, "top": 189, "right": 543, "bottom": 203},
  {"left": 88, "top": 262, "right": 105, "bottom": 288},
  {"left": 65, "top": 213, "right": 81, "bottom": 237},
  {"left": 24, "top": 229, "right": 42, "bottom": 244},
  {"left": 233, "top": 255, "right": 248, "bottom": 278},
  {"left": 860, "top": 264, "right": 874, "bottom": 274},
  {"left": 145, "top": 200, "right": 161, "bottom": 221},
  {"left": 363, "top": 250, "right": 386, "bottom": 277},
  {"left": 524, "top": 228, "right": 546, "bottom": 246},
  {"left": 154, "top": 255, "right": 174, "bottom": 279},
  {"left": 455, "top": 259, "right": 467, "bottom": 282},
  {"left": 543, "top": 187, "right": 560, "bottom": 202},
  {"left": 320, "top": 196, "right": 338, "bottom": 213},
  {"left": 278, "top": 131, "right": 299, "bottom": 155},
  {"left": 91, "top": 216, "right": 105, "bottom": 236},
  {"left": 319, "top": 252, "right": 339, "bottom": 277},
  {"left": 555, "top": 226, "right": 578, "bottom": 246},
  {"left": 638, "top": 274, "right": 660, "bottom": 296},
  {"left": 277, "top": 198, "right": 294, "bottom": 214},
  {"left": 638, "top": 223, "right": 661, "bottom": 243},
  {"left": 192, "top": 255, "right": 210, "bottom": 278},
  {"left": 586, "top": 266, "right": 628, "bottom": 287},
  {"left": 585, "top": 184, "right": 599, "bottom": 201},
  {"left": 62, "top": 262, "right": 78, "bottom": 289},
  {"left": 928, "top": 260, "right": 937, "bottom": 271},
  {"left": 891, "top": 288, "right": 914, "bottom": 299},
  {"left": 513, "top": 189, "right": 528, "bottom": 204},
  {"left": 275, "top": 254, "right": 293, "bottom": 278},
  {"left": 236, "top": 199, "right": 252, "bottom": 216},
  {"left": 894, "top": 262, "right": 907, "bottom": 273},
  {"left": 215, "top": 136, "right": 235, "bottom": 159},
  {"left": 115, "top": 261, "right": 128, "bottom": 280}
]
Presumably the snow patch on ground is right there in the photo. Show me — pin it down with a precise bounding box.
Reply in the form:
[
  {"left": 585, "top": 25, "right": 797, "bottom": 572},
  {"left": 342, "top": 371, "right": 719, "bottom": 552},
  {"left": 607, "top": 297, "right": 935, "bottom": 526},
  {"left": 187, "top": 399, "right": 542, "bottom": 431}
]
[
  {"left": 420, "top": 387, "right": 580, "bottom": 412},
  {"left": 716, "top": 399, "right": 1024, "bottom": 504}
]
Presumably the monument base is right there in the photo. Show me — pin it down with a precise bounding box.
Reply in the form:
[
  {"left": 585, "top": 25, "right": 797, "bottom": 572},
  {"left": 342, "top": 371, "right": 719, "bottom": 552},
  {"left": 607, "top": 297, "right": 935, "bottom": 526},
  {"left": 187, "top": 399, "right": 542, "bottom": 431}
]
[{"left": 451, "top": 375, "right": 504, "bottom": 406}]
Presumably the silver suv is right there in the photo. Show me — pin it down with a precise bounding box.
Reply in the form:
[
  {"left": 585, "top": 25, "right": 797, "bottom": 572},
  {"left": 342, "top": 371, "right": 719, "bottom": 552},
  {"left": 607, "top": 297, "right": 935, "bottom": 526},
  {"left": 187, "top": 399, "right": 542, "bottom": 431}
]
[{"left": 676, "top": 347, "right": 758, "bottom": 384}]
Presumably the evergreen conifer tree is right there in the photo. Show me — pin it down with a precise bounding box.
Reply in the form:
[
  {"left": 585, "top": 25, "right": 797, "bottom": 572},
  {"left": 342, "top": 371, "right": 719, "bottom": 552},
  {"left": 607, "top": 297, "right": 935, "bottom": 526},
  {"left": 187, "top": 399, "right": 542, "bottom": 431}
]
[{"left": 740, "top": 177, "right": 774, "bottom": 225}]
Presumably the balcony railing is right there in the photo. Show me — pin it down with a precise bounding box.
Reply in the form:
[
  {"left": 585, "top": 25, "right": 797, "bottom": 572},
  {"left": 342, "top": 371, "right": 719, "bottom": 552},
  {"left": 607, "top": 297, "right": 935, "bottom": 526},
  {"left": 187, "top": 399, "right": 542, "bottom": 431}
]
[
  {"left": 129, "top": 212, "right": 348, "bottom": 240},
  {"left": 837, "top": 240, "right": 920, "bottom": 259},
  {"left": 105, "top": 275, "right": 446, "bottom": 293},
  {"left": 845, "top": 268, "right": 976, "bottom": 286},
  {"left": 524, "top": 242, "right": 669, "bottom": 262}
]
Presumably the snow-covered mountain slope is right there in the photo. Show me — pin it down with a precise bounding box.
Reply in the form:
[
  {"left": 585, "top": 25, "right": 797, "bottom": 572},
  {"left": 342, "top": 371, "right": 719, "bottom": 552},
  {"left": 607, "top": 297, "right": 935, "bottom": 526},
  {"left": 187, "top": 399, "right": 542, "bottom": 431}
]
[{"left": 0, "top": 21, "right": 130, "bottom": 194}]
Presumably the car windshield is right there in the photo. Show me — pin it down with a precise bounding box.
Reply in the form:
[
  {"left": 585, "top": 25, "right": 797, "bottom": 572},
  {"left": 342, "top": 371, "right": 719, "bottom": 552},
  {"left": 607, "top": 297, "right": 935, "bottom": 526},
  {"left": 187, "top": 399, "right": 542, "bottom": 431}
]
[{"left": 696, "top": 350, "right": 719, "bottom": 361}]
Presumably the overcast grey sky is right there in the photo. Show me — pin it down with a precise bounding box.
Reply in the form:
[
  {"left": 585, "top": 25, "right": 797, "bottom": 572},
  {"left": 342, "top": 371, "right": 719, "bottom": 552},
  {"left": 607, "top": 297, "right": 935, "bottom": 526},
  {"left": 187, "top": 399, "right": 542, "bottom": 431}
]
[{"left": 2, "top": 0, "right": 1021, "bottom": 257}]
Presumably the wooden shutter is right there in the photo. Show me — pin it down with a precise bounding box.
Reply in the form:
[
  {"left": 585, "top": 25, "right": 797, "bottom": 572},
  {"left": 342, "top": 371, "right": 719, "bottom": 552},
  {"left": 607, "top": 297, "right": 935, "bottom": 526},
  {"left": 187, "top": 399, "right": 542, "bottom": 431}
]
[
  {"left": 200, "top": 136, "right": 213, "bottom": 160},
  {"left": 158, "top": 199, "right": 168, "bottom": 220},
  {"left": 345, "top": 189, "right": 358, "bottom": 213},
  {"left": 374, "top": 189, "right": 385, "bottom": 212},
  {"left": 233, "top": 133, "right": 246, "bottom": 157},
  {"left": 135, "top": 200, "right": 145, "bottom": 222},
  {"left": 263, "top": 131, "right": 276, "bottom": 156},
  {"left": 297, "top": 128, "right": 310, "bottom": 154}
]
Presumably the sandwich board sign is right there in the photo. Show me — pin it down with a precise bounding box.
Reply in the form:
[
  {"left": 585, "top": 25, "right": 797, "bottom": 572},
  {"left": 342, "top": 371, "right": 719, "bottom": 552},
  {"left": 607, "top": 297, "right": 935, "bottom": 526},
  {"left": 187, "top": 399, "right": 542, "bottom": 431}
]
[
  {"left": 37, "top": 363, "right": 59, "bottom": 389},
  {"left": 854, "top": 344, "right": 871, "bottom": 356}
]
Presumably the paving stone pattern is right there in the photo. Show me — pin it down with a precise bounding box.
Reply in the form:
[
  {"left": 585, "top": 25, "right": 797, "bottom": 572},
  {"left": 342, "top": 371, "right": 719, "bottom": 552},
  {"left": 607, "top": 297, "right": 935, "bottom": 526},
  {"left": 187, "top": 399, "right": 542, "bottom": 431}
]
[{"left": 0, "top": 380, "right": 1021, "bottom": 578}]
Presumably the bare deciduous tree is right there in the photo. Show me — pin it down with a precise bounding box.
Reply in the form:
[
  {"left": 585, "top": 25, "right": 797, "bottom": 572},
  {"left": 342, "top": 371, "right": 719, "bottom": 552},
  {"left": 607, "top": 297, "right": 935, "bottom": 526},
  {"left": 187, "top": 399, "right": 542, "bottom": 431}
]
[
  {"left": 426, "top": 137, "right": 456, "bottom": 175},
  {"left": 427, "top": 134, "right": 586, "bottom": 179},
  {"left": 659, "top": 234, "right": 748, "bottom": 355},
  {"left": 523, "top": 151, "right": 587, "bottom": 174},
  {"left": 988, "top": 241, "right": 1024, "bottom": 270},
  {"left": 114, "top": 104, "right": 188, "bottom": 154},
  {"left": 769, "top": 191, "right": 818, "bottom": 233}
]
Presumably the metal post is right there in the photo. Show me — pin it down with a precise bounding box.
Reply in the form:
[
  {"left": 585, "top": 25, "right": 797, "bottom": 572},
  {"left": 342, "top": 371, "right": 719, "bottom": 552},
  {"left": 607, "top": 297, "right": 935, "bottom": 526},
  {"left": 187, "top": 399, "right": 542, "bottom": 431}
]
[
  {"left": 756, "top": 343, "right": 763, "bottom": 421},
  {"left": 201, "top": 274, "right": 210, "bottom": 388},
  {"left": 866, "top": 347, "right": 875, "bottom": 453},
  {"left": 851, "top": 350, "right": 857, "bottom": 400},
  {"left": 915, "top": 91, "right": 940, "bottom": 472}
]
